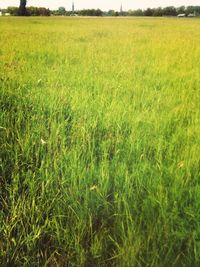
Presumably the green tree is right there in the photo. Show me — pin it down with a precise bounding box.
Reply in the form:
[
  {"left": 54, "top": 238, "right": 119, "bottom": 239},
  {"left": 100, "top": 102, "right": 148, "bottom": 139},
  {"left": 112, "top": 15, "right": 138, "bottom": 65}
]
[
  {"left": 153, "top": 7, "right": 163, "bottom": 16},
  {"left": 7, "top": 6, "right": 19, "bottom": 16},
  {"left": 162, "top": 6, "right": 177, "bottom": 16},
  {"left": 107, "top": 10, "right": 115, "bottom": 16},
  {"left": 144, "top": 8, "right": 153, "bottom": 16},
  {"left": 18, "top": 0, "right": 27, "bottom": 16},
  {"left": 176, "top": 6, "right": 185, "bottom": 14},
  {"left": 58, "top": 7, "right": 66, "bottom": 16},
  {"left": 128, "top": 9, "right": 143, "bottom": 16}
]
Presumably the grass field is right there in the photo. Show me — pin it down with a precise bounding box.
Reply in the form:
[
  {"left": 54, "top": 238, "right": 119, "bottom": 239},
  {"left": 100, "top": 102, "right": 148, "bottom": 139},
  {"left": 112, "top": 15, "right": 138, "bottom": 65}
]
[{"left": 0, "top": 17, "right": 200, "bottom": 267}]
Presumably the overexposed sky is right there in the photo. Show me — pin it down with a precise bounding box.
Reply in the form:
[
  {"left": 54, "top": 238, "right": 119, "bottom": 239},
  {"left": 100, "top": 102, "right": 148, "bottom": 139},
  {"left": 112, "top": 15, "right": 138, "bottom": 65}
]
[{"left": 0, "top": 0, "right": 200, "bottom": 11}]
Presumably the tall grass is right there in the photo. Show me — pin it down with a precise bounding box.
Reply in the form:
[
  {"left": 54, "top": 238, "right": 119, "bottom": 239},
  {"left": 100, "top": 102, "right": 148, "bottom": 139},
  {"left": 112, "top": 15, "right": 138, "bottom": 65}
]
[{"left": 0, "top": 17, "right": 200, "bottom": 266}]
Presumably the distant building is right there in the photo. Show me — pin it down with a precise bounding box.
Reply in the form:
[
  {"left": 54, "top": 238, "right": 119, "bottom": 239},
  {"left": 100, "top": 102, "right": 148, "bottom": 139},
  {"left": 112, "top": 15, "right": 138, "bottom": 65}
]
[
  {"left": 120, "top": 4, "right": 123, "bottom": 14},
  {"left": 0, "top": 11, "right": 2, "bottom": 16},
  {"left": 71, "top": 1, "right": 78, "bottom": 16},
  {"left": 188, "top": 13, "right": 195, "bottom": 18},
  {"left": 177, "top": 14, "right": 186, "bottom": 18}
]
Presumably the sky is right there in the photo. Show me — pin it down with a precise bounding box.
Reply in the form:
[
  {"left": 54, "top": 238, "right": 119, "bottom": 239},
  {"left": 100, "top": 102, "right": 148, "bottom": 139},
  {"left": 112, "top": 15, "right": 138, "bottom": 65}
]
[{"left": 0, "top": 0, "right": 200, "bottom": 11}]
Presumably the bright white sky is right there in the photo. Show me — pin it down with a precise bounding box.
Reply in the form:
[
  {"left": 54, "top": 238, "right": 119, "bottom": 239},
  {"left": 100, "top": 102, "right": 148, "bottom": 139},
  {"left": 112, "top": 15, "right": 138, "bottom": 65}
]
[{"left": 0, "top": 0, "right": 200, "bottom": 11}]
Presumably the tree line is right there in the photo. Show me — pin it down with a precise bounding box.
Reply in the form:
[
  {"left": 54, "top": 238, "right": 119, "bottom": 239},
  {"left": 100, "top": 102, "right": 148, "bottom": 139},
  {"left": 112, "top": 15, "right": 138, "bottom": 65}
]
[
  {"left": 1, "top": 5, "right": 200, "bottom": 17},
  {"left": 126, "top": 6, "right": 200, "bottom": 17},
  {"left": 1, "top": 6, "right": 50, "bottom": 16}
]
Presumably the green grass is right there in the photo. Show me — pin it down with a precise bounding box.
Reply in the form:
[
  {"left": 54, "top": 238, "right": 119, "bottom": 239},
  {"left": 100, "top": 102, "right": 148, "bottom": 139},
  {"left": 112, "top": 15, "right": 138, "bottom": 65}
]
[{"left": 0, "top": 16, "right": 200, "bottom": 267}]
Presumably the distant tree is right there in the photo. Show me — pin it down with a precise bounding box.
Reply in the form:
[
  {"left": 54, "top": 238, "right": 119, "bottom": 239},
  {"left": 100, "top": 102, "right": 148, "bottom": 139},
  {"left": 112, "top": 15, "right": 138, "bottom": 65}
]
[
  {"left": 38, "top": 7, "right": 50, "bottom": 16},
  {"left": 185, "top": 6, "right": 194, "bottom": 15},
  {"left": 128, "top": 9, "right": 143, "bottom": 16},
  {"left": 7, "top": 6, "right": 19, "bottom": 16},
  {"left": 185, "top": 6, "right": 200, "bottom": 16},
  {"left": 65, "top": 11, "right": 72, "bottom": 16},
  {"left": 107, "top": 10, "right": 115, "bottom": 16},
  {"left": 176, "top": 6, "right": 185, "bottom": 14},
  {"left": 120, "top": 11, "right": 128, "bottom": 16},
  {"left": 152, "top": 7, "right": 163, "bottom": 16},
  {"left": 195, "top": 6, "right": 200, "bottom": 15},
  {"left": 18, "top": 0, "right": 27, "bottom": 16},
  {"left": 77, "top": 9, "right": 103, "bottom": 16},
  {"left": 57, "top": 7, "right": 66, "bottom": 16},
  {"left": 106, "top": 9, "right": 121, "bottom": 16},
  {"left": 144, "top": 8, "right": 153, "bottom": 16},
  {"left": 27, "top": 6, "right": 50, "bottom": 16},
  {"left": 27, "top": 6, "right": 39, "bottom": 15},
  {"left": 95, "top": 9, "right": 103, "bottom": 16},
  {"left": 162, "top": 6, "right": 177, "bottom": 16}
]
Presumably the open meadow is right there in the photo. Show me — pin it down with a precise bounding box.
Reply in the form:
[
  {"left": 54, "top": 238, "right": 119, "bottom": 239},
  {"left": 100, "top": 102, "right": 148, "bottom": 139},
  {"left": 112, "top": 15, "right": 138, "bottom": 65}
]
[{"left": 0, "top": 17, "right": 200, "bottom": 266}]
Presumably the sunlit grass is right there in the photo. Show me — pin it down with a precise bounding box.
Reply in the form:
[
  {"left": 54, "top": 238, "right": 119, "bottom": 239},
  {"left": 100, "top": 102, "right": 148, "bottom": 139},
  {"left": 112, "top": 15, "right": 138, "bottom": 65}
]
[{"left": 0, "top": 17, "right": 200, "bottom": 266}]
